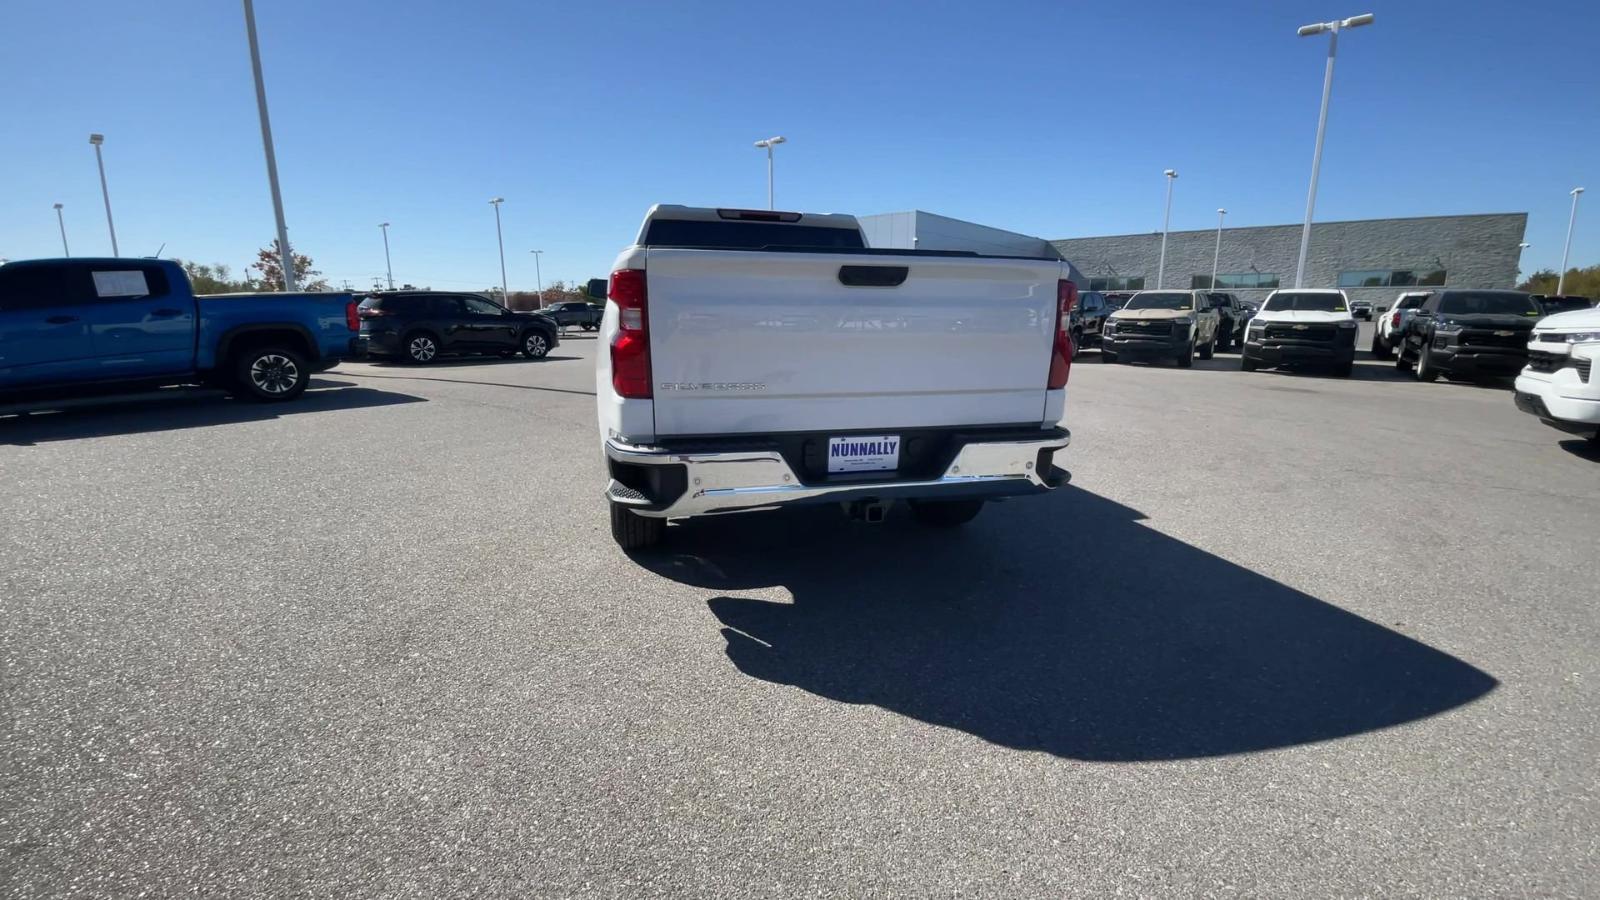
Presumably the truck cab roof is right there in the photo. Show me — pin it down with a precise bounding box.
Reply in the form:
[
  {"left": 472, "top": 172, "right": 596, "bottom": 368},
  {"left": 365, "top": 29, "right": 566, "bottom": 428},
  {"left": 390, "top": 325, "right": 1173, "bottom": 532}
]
[{"left": 634, "top": 205, "right": 866, "bottom": 251}]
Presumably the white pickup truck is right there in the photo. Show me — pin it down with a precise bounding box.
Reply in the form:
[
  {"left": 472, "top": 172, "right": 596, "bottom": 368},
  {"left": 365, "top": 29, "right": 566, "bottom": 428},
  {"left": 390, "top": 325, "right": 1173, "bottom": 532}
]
[{"left": 595, "top": 205, "right": 1074, "bottom": 549}]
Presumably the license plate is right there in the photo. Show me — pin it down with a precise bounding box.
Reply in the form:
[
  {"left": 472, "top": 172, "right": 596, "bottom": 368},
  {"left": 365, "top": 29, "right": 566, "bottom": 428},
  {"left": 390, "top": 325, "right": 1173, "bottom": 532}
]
[{"left": 827, "top": 434, "right": 901, "bottom": 474}]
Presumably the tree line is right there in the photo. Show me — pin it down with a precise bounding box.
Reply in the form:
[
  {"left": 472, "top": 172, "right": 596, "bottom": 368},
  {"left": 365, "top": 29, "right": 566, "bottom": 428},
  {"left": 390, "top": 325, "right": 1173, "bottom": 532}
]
[
  {"left": 178, "top": 240, "right": 593, "bottom": 308},
  {"left": 1517, "top": 264, "right": 1600, "bottom": 299}
]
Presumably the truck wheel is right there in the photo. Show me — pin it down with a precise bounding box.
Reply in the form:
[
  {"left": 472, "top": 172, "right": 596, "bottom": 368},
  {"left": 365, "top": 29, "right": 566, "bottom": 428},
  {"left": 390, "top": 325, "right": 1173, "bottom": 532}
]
[
  {"left": 1199, "top": 335, "right": 1216, "bottom": 360},
  {"left": 1241, "top": 355, "right": 1258, "bottom": 372},
  {"left": 1176, "top": 340, "right": 1195, "bottom": 368},
  {"left": 1415, "top": 345, "right": 1439, "bottom": 382},
  {"left": 1395, "top": 340, "right": 1414, "bottom": 371},
  {"left": 522, "top": 331, "right": 551, "bottom": 358},
  {"left": 1102, "top": 350, "right": 1119, "bottom": 364},
  {"left": 1334, "top": 358, "right": 1355, "bottom": 378},
  {"left": 909, "top": 499, "right": 984, "bottom": 527},
  {"left": 609, "top": 501, "right": 665, "bottom": 551},
  {"left": 404, "top": 332, "right": 439, "bottom": 364},
  {"left": 233, "top": 346, "right": 309, "bottom": 402},
  {"left": 1071, "top": 328, "right": 1083, "bottom": 360},
  {"left": 1370, "top": 331, "right": 1392, "bottom": 360}
]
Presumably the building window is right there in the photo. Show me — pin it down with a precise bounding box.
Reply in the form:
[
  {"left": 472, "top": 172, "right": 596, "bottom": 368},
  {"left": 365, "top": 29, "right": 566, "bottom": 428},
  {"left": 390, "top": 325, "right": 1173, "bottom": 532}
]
[
  {"left": 1088, "top": 276, "right": 1145, "bottom": 291},
  {"left": 1337, "top": 269, "right": 1446, "bottom": 288},
  {"left": 1191, "top": 273, "right": 1280, "bottom": 290}
]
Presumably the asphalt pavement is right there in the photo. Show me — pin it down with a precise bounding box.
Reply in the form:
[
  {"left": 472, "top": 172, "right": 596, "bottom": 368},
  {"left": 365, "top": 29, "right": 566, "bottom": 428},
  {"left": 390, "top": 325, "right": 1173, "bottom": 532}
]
[{"left": 3, "top": 326, "right": 1597, "bottom": 898}]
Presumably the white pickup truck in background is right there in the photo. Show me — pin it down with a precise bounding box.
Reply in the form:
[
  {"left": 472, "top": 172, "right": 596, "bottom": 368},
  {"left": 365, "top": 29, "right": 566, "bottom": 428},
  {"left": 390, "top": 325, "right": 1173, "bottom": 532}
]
[{"left": 595, "top": 205, "right": 1074, "bottom": 549}]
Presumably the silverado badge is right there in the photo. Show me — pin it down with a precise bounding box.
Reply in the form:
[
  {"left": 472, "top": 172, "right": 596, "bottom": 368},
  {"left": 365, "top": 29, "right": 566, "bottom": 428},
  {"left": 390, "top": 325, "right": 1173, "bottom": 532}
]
[
  {"left": 1493, "top": 330, "right": 1514, "bottom": 337},
  {"left": 1293, "top": 324, "right": 1309, "bottom": 330}
]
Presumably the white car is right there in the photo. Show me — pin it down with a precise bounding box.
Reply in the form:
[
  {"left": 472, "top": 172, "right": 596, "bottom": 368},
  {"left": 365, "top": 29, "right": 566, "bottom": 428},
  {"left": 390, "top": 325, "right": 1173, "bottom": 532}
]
[
  {"left": 1514, "top": 306, "right": 1600, "bottom": 443},
  {"left": 595, "top": 205, "right": 1074, "bottom": 549},
  {"left": 1370, "top": 290, "right": 1431, "bottom": 360},
  {"left": 1240, "top": 289, "right": 1359, "bottom": 376}
]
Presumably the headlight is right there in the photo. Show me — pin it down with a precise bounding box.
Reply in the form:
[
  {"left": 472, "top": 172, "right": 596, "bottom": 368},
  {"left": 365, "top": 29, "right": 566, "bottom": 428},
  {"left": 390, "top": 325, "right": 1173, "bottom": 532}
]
[
  {"left": 1248, "top": 320, "right": 1266, "bottom": 332},
  {"left": 1337, "top": 320, "right": 1357, "bottom": 329},
  {"left": 1558, "top": 331, "right": 1600, "bottom": 343},
  {"left": 1434, "top": 318, "right": 1464, "bottom": 332},
  {"left": 1175, "top": 316, "right": 1195, "bottom": 326}
]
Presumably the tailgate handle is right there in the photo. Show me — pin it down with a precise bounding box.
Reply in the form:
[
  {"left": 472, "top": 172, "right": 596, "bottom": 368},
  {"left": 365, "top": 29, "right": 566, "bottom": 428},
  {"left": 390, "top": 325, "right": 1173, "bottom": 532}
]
[{"left": 838, "top": 265, "right": 908, "bottom": 287}]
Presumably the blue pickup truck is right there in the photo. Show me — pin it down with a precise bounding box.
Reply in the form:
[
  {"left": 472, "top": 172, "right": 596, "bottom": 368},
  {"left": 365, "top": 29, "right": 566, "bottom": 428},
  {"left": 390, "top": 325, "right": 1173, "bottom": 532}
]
[{"left": 0, "top": 258, "right": 361, "bottom": 402}]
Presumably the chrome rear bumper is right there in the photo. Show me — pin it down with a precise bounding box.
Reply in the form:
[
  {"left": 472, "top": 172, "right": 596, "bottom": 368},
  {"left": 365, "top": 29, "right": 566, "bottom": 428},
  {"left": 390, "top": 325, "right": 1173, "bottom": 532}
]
[{"left": 604, "top": 428, "right": 1070, "bottom": 518}]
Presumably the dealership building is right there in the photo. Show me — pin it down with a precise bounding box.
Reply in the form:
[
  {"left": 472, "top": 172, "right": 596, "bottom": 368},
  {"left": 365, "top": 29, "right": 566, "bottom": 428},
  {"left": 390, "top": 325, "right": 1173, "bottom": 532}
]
[{"left": 861, "top": 211, "right": 1528, "bottom": 307}]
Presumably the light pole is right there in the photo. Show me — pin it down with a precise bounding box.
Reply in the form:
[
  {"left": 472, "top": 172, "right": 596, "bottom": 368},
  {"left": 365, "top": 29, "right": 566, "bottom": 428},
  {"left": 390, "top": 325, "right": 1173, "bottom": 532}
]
[
  {"left": 1210, "top": 208, "right": 1227, "bottom": 289},
  {"left": 1558, "top": 187, "right": 1584, "bottom": 295},
  {"left": 87, "top": 134, "right": 119, "bottom": 256},
  {"left": 753, "top": 136, "right": 786, "bottom": 210},
  {"left": 1293, "top": 12, "right": 1374, "bottom": 288},
  {"left": 528, "top": 249, "right": 545, "bottom": 305},
  {"left": 1157, "top": 169, "right": 1177, "bottom": 289},
  {"left": 242, "top": 0, "right": 297, "bottom": 290},
  {"left": 378, "top": 222, "right": 394, "bottom": 290},
  {"left": 53, "top": 203, "right": 70, "bottom": 257},
  {"left": 489, "top": 197, "right": 508, "bottom": 302}
]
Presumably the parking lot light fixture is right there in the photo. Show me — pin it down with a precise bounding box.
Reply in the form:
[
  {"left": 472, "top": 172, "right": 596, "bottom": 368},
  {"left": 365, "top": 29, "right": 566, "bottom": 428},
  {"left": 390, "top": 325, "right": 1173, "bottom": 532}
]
[
  {"left": 1157, "top": 169, "right": 1177, "bottom": 289},
  {"left": 378, "top": 222, "right": 394, "bottom": 290},
  {"left": 529, "top": 249, "right": 545, "bottom": 304},
  {"left": 1211, "top": 208, "right": 1227, "bottom": 290},
  {"left": 88, "top": 133, "right": 119, "bottom": 257},
  {"left": 1293, "top": 12, "right": 1374, "bottom": 288},
  {"left": 489, "top": 198, "right": 508, "bottom": 303},
  {"left": 242, "top": 0, "right": 296, "bottom": 290},
  {"left": 1558, "top": 188, "right": 1584, "bottom": 295},
  {"left": 754, "top": 136, "right": 786, "bottom": 210},
  {"left": 53, "top": 203, "right": 70, "bottom": 257}
]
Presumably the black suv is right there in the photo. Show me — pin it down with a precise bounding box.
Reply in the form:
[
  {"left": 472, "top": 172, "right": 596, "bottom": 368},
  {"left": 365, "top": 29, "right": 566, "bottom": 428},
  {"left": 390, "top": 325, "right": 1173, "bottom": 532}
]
[
  {"left": 1068, "top": 290, "right": 1111, "bottom": 357},
  {"left": 1396, "top": 290, "right": 1540, "bottom": 381},
  {"left": 545, "top": 301, "right": 603, "bottom": 331},
  {"left": 1202, "top": 291, "right": 1249, "bottom": 350},
  {"left": 357, "top": 292, "right": 559, "bottom": 363},
  {"left": 1533, "top": 295, "right": 1594, "bottom": 316}
]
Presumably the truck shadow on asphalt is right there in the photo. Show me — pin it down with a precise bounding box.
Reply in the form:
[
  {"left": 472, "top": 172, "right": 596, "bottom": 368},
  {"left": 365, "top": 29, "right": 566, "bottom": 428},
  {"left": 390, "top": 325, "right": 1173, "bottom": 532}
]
[
  {"left": 0, "top": 381, "right": 425, "bottom": 446},
  {"left": 643, "top": 485, "right": 1497, "bottom": 761}
]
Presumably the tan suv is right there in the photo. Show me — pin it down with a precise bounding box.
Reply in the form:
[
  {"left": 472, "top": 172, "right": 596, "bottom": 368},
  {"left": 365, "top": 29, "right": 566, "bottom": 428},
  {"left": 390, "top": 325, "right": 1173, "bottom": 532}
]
[{"left": 1100, "top": 290, "right": 1223, "bottom": 367}]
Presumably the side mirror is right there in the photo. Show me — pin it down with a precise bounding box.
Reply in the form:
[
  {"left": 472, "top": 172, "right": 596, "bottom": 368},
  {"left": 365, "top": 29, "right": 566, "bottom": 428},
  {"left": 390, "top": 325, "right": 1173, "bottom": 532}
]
[{"left": 586, "top": 278, "right": 609, "bottom": 300}]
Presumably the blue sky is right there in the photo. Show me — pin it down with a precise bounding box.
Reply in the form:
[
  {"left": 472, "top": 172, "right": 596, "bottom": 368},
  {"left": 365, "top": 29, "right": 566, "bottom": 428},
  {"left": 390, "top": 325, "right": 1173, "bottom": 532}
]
[{"left": 2, "top": 0, "right": 1597, "bottom": 291}]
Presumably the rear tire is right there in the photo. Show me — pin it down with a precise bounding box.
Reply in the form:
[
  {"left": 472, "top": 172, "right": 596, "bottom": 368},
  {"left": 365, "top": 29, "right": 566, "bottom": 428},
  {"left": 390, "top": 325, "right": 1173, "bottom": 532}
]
[
  {"left": 1395, "top": 340, "right": 1414, "bottom": 371},
  {"left": 1199, "top": 334, "right": 1216, "bottom": 360},
  {"left": 909, "top": 499, "right": 985, "bottom": 527},
  {"left": 1102, "top": 350, "right": 1119, "bottom": 364},
  {"left": 403, "top": 332, "right": 440, "bottom": 365},
  {"left": 1071, "top": 328, "right": 1084, "bottom": 360},
  {"left": 232, "top": 345, "right": 310, "bottom": 402},
  {"left": 1241, "top": 355, "right": 1259, "bottom": 372},
  {"left": 1370, "top": 331, "right": 1392, "bottom": 360},
  {"left": 1334, "top": 359, "right": 1355, "bottom": 378},
  {"left": 522, "top": 330, "right": 551, "bottom": 358},
  {"left": 609, "top": 502, "right": 665, "bottom": 551}
]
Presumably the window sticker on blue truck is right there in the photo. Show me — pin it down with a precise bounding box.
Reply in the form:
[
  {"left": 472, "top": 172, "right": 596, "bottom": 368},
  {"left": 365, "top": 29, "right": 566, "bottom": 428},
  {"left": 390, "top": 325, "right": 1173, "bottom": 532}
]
[
  {"left": 92, "top": 270, "right": 149, "bottom": 298},
  {"left": 827, "top": 435, "right": 900, "bottom": 473}
]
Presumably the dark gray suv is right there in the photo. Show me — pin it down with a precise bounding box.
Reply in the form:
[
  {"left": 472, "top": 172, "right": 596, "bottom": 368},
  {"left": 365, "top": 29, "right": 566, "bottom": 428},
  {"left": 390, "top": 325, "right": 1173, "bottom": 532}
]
[{"left": 357, "top": 292, "right": 559, "bottom": 364}]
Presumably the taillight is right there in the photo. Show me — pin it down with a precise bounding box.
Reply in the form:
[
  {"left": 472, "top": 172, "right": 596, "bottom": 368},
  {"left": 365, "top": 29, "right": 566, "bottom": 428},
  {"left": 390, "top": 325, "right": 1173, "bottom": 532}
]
[
  {"left": 345, "top": 300, "right": 360, "bottom": 330},
  {"left": 1048, "top": 279, "right": 1075, "bottom": 389},
  {"left": 1391, "top": 311, "right": 1401, "bottom": 328},
  {"left": 358, "top": 307, "right": 389, "bottom": 319},
  {"left": 609, "top": 268, "right": 651, "bottom": 398}
]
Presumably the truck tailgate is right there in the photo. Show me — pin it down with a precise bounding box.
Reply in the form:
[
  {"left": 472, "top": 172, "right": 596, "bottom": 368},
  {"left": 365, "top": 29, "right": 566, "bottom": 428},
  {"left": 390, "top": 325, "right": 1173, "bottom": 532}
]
[{"left": 645, "top": 249, "right": 1062, "bottom": 436}]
